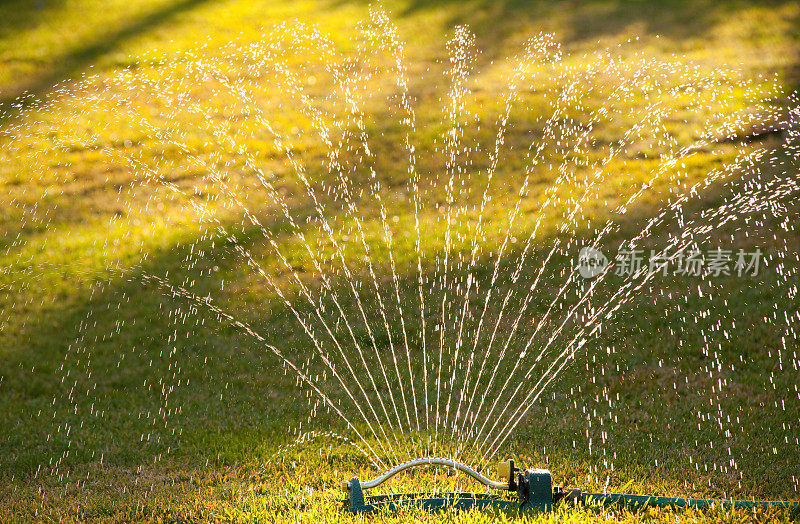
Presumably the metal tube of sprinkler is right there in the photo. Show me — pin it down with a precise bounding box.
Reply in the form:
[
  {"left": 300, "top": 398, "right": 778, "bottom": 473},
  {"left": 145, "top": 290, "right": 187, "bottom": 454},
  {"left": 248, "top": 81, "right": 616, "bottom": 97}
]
[{"left": 357, "top": 457, "right": 509, "bottom": 490}]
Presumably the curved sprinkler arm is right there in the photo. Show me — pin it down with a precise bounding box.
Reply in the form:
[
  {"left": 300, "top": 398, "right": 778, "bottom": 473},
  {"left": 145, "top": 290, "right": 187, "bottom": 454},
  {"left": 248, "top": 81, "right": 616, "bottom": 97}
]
[
  {"left": 354, "top": 457, "right": 509, "bottom": 491},
  {"left": 343, "top": 458, "right": 556, "bottom": 514}
]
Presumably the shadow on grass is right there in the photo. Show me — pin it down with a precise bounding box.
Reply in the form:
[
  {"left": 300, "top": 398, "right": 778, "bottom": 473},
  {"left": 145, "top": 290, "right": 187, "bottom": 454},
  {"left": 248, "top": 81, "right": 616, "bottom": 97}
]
[
  {"left": 0, "top": 134, "right": 797, "bottom": 503},
  {"left": 0, "top": 0, "right": 67, "bottom": 40},
  {"left": 5, "top": 0, "right": 800, "bottom": 121},
  {"left": 0, "top": 0, "right": 798, "bottom": 490},
  {"left": 0, "top": 0, "right": 217, "bottom": 120},
  {"left": 330, "top": 0, "right": 800, "bottom": 68}
]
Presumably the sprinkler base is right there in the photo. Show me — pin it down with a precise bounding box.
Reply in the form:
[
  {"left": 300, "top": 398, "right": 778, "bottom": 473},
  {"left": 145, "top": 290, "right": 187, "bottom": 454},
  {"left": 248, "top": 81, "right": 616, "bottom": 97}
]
[
  {"left": 343, "top": 459, "right": 555, "bottom": 514},
  {"left": 342, "top": 458, "right": 800, "bottom": 515}
]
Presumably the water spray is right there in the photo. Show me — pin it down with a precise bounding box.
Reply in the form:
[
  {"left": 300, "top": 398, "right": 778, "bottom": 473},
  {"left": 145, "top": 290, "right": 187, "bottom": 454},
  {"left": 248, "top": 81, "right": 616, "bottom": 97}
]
[{"left": 343, "top": 458, "right": 800, "bottom": 515}]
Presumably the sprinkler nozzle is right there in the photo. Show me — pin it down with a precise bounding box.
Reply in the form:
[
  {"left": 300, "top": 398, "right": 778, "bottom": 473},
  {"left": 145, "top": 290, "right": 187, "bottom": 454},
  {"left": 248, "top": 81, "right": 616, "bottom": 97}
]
[{"left": 497, "top": 459, "right": 518, "bottom": 490}]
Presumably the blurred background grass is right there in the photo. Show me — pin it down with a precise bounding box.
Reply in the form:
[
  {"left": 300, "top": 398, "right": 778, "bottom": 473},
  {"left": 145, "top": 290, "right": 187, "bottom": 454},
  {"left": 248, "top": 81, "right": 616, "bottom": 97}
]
[
  {"left": 1, "top": 0, "right": 798, "bottom": 108},
  {"left": 1, "top": 0, "right": 799, "bottom": 522}
]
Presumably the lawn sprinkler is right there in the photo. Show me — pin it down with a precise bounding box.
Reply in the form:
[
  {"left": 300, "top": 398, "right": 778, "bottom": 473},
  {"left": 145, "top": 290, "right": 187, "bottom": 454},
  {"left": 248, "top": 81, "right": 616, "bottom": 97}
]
[
  {"left": 342, "top": 458, "right": 575, "bottom": 514},
  {"left": 343, "top": 458, "right": 800, "bottom": 515}
]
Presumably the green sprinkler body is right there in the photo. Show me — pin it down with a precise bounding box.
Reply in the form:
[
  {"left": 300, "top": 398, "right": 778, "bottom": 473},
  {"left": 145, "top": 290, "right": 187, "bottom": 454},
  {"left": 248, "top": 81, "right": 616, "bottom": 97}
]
[
  {"left": 343, "top": 458, "right": 799, "bottom": 515},
  {"left": 343, "top": 458, "right": 575, "bottom": 514}
]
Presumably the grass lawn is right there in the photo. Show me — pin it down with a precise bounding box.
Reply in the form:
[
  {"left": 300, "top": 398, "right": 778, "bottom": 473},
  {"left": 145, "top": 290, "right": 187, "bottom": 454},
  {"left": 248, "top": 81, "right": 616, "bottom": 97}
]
[{"left": 1, "top": 0, "right": 800, "bottom": 522}]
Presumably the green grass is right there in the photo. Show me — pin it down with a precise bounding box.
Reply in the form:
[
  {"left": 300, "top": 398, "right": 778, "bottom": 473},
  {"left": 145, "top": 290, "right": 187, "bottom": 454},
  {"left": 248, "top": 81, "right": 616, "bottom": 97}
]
[{"left": 1, "top": 0, "right": 800, "bottom": 522}]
